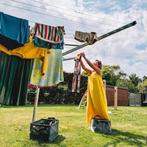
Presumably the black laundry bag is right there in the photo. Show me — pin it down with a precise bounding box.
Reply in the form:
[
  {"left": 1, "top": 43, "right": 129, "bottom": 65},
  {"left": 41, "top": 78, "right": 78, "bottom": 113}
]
[{"left": 91, "top": 118, "right": 112, "bottom": 134}]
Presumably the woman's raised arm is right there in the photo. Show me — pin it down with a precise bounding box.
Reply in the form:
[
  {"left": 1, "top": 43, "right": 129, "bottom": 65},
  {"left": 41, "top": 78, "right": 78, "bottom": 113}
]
[
  {"left": 81, "top": 53, "right": 101, "bottom": 74},
  {"left": 80, "top": 58, "right": 92, "bottom": 74}
]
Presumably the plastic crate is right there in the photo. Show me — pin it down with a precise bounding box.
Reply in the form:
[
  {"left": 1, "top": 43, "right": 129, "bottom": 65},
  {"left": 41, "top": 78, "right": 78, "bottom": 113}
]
[{"left": 30, "top": 117, "right": 59, "bottom": 142}]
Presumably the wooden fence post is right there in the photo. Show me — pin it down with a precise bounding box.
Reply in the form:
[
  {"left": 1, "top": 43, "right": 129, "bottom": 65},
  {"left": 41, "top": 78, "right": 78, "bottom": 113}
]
[
  {"left": 103, "top": 80, "right": 106, "bottom": 92},
  {"left": 114, "top": 86, "right": 118, "bottom": 110}
]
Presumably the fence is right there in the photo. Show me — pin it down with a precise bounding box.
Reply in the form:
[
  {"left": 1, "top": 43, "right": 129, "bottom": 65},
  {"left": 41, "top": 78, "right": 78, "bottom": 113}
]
[
  {"left": 106, "top": 85, "right": 129, "bottom": 107},
  {"left": 128, "top": 93, "right": 147, "bottom": 106},
  {"left": 129, "top": 93, "right": 142, "bottom": 106}
]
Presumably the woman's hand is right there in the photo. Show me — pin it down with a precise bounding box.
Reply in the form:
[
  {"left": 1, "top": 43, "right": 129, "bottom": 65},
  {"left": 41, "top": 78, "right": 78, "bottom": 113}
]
[
  {"left": 80, "top": 52, "right": 85, "bottom": 57},
  {"left": 76, "top": 53, "right": 81, "bottom": 60}
]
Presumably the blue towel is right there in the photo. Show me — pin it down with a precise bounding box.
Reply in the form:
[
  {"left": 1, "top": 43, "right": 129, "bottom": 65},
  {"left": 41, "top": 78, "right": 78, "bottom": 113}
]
[
  {"left": 0, "top": 12, "right": 29, "bottom": 49},
  {"left": 33, "top": 36, "right": 64, "bottom": 49}
]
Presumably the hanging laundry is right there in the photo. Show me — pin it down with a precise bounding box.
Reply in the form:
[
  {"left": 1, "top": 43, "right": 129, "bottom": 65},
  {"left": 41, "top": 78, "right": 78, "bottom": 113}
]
[
  {"left": 0, "top": 35, "right": 23, "bottom": 50},
  {"left": 34, "top": 23, "right": 65, "bottom": 44},
  {"left": 33, "top": 36, "right": 64, "bottom": 49},
  {"left": 72, "top": 56, "right": 81, "bottom": 93},
  {"left": 11, "top": 43, "right": 49, "bottom": 75},
  {"left": 0, "top": 52, "right": 33, "bottom": 105},
  {"left": 74, "top": 31, "right": 97, "bottom": 45},
  {"left": 33, "top": 23, "right": 65, "bottom": 49},
  {"left": 0, "top": 36, "right": 49, "bottom": 75},
  {"left": 0, "top": 12, "right": 29, "bottom": 50},
  {"left": 30, "top": 49, "right": 64, "bottom": 87}
]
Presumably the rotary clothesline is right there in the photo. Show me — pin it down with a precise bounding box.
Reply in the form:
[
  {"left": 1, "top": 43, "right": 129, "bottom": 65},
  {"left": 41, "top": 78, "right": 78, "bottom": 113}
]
[
  {"left": 63, "top": 21, "right": 136, "bottom": 56},
  {"left": 63, "top": 21, "right": 136, "bottom": 61},
  {"left": 32, "top": 21, "right": 137, "bottom": 122}
]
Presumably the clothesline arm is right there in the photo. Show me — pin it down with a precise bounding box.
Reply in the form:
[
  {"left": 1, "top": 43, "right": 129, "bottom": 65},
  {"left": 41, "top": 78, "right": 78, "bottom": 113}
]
[{"left": 62, "top": 21, "right": 136, "bottom": 56}]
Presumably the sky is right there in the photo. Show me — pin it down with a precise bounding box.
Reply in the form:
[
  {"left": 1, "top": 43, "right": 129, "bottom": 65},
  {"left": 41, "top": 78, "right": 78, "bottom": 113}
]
[{"left": 0, "top": 0, "right": 147, "bottom": 78}]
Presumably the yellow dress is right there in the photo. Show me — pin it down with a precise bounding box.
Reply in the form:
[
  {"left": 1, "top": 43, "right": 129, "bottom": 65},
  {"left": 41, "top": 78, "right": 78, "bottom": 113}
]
[{"left": 86, "top": 72, "right": 109, "bottom": 125}]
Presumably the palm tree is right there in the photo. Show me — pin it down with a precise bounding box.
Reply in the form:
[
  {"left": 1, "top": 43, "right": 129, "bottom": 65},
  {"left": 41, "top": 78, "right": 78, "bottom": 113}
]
[{"left": 129, "top": 73, "right": 142, "bottom": 87}]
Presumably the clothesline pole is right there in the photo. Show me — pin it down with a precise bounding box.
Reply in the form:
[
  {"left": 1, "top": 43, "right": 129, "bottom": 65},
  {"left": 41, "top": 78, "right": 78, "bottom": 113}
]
[
  {"left": 31, "top": 21, "right": 136, "bottom": 122},
  {"left": 32, "top": 87, "right": 40, "bottom": 122},
  {"left": 62, "top": 21, "right": 136, "bottom": 56}
]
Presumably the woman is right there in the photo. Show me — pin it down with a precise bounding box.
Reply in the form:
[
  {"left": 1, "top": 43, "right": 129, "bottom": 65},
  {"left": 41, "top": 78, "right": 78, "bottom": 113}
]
[{"left": 79, "top": 52, "right": 110, "bottom": 126}]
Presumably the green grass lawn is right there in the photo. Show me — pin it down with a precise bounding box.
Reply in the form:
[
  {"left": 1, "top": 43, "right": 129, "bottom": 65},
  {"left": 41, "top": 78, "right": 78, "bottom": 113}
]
[{"left": 0, "top": 105, "right": 147, "bottom": 147}]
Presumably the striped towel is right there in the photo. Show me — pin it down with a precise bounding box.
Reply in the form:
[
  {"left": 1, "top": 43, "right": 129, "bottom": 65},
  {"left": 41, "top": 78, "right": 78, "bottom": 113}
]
[{"left": 34, "top": 23, "right": 65, "bottom": 44}]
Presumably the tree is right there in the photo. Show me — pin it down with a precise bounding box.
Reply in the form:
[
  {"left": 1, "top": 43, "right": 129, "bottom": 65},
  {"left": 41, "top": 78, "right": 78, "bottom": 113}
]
[
  {"left": 138, "top": 79, "right": 147, "bottom": 93},
  {"left": 118, "top": 71, "right": 127, "bottom": 79},
  {"left": 143, "top": 79, "right": 147, "bottom": 93},
  {"left": 102, "top": 65, "right": 126, "bottom": 86},
  {"left": 143, "top": 76, "right": 147, "bottom": 81},
  {"left": 137, "top": 82, "right": 144, "bottom": 93},
  {"left": 116, "top": 79, "right": 138, "bottom": 93},
  {"left": 129, "top": 73, "right": 142, "bottom": 87}
]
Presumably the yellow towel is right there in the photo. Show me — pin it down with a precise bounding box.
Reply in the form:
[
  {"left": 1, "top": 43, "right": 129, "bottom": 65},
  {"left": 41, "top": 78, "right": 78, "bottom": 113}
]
[
  {"left": 86, "top": 72, "right": 110, "bottom": 125},
  {"left": 0, "top": 42, "right": 48, "bottom": 75}
]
